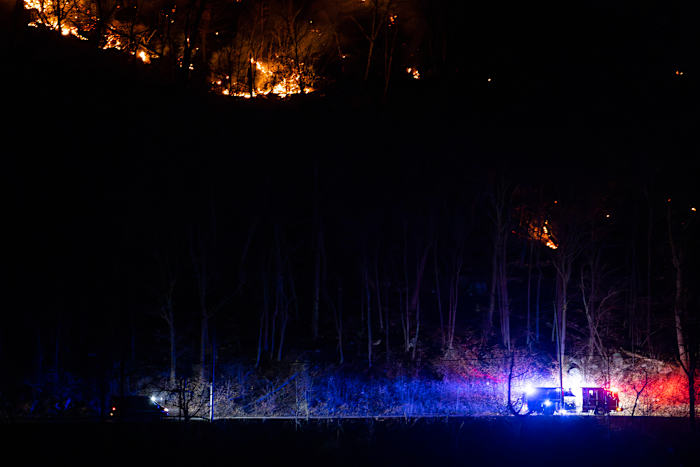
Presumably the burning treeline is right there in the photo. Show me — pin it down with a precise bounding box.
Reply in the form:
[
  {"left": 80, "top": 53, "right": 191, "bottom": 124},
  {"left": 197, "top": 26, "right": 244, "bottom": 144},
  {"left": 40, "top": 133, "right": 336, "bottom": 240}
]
[{"left": 20, "top": 0, "right": 426, "bottom": 98}]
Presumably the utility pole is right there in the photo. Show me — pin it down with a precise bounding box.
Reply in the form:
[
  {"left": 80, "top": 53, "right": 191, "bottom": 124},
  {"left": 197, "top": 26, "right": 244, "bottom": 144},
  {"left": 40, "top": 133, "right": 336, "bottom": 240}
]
[
  {"left": 554, "top": 304, "right": 564, "bottom": 411},
  {"left": 209, "top": 335, "right": 216, "bottom": 422}
]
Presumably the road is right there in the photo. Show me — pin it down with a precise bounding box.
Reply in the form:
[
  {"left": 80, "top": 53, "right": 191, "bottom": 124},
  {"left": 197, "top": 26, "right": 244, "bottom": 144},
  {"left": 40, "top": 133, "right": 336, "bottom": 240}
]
[{"left": 2, "top": 416, "right": 697, "bottom": 466}]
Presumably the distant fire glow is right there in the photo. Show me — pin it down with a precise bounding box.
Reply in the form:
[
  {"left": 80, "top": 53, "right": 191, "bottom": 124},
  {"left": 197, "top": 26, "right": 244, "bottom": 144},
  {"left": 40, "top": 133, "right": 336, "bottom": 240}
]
[
  {"left": 407, "top": 67, "right": 421, "bottom": 80},
  {"left": 215, "top": 59, "right": 313, "bottom": 99},
  {"left": 528, "top": 220, "right": 558, "bottom": 250}
]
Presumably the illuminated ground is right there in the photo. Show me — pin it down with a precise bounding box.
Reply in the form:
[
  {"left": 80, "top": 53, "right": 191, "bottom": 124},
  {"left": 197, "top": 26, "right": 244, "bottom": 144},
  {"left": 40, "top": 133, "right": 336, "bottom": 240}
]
[{"left": 4, "top": 416, "right": 697, "bottom": 466}]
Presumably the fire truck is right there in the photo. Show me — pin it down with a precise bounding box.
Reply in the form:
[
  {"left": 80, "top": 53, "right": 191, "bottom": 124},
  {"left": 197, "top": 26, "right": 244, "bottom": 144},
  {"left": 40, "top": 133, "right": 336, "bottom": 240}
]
[
  {"left": 525, "top": 386, "right": 621, "bottom": 415},
  {"left": 581, "top": 387, "right": 621, "bottom": 415},
  {"left": 525, "top": 387, "right": 577, "bottom": 415}
]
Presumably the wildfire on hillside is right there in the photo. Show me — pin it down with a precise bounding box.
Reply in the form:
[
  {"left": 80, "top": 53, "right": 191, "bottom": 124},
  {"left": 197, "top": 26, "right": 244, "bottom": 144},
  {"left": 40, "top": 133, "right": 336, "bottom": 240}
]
[
  {"left": 24, "top": 0, "right": 154, "bottom": 63},
  {"left": 25, "top": 0, "right": 88, "bottom": 39},
  {"left": 514, "top": 205, "right": 559, "bottom": 250},
  {"left": 23, "top": 1, "right": 311, "bottom": 98},
  {"left": 212, "top": 58, "right": 313, "bottom": 99}
]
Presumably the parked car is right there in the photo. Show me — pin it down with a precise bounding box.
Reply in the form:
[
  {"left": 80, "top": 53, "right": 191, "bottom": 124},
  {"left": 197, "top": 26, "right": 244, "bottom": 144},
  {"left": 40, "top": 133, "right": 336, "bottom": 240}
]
[{"left": 108, "top": 395, "right": 168, "bottom": 422}]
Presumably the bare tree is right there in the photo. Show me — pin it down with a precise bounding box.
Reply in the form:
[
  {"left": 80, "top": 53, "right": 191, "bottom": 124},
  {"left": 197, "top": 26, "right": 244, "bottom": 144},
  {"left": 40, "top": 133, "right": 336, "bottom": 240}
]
[
  {"left": 400, "top": 221, "right": 430, "bottom": 356},
  {"left": 363, "top": 262, "right": 372, "bottom": 367},
  {"left": 433, "top": 236, "right": 445, "bottom": 349},
  {"left": 351, "top": 0, "right": 392, "bottom": 81},
  {"left": 170, "top": 375, "right": 208, "bottom": 422},
  {"left": 311, "top": 164, "right": 321, "bottom": 340},
  {"left": 89, "top": 0, "right": 118, "bottom": 46},
  {"left": 156, "top": 248, "right": 178, "bottom": 384},
  {"left": 579, "top": 247, "right": 619, "bottom": 365},
  {"left": 277, "top": 0, "right": 307, "bottom": 92},
  {"left": 552, "top": 236, "right": 577, "bottom": 368},
  {"left": 666, "top": 197, "right": 698, "bottom": 427},
  {"left": 445, "top": 252, "right": 461, "bottom": 351},
  {"left": 381, "top": 3, "right": 398, "bottom": 99},
  {"left": 256, "top": 257, "right": 271, "bottom": 368},
  {"left": 630, "top": 367, "right": 650, "bottom": 417},
  {"left": 643, "top": 184, "right": 654, "bottom": 355},
  {"left": 189, "top": 226, "right": 213, "bottom": 382},
  {"left": 179, "top": 0, "right": 208, "bottom": 81},
  {"left": 265, "top": 224, "right": 294, "bottom": 362},
  {"left": 505, "top": 350, "right": 534, "bottom": 416},
  {"left": 324, "top": 281, "right": 344, "bottom": 364},
  {"left": 486, "top": 177, "right": 513, "bottom": 350},
  {"left": 190, "top": 210, "right": 255, "bottom": 379}
]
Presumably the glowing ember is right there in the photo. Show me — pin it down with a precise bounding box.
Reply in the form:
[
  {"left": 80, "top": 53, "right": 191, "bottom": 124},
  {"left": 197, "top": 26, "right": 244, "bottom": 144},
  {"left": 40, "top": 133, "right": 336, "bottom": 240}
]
[
  {"left": 406, "top": 67, "right": 420, "bottom": 80},
  {"left": 539, "top": 222, "right": 558, "bottom": 249}
]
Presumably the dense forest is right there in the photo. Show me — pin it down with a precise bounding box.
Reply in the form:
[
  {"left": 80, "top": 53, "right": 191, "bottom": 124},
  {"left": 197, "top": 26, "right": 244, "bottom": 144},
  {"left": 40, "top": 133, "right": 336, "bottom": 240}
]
[{"left": 2, "top": 1, "right": 698, "bottom": 421}]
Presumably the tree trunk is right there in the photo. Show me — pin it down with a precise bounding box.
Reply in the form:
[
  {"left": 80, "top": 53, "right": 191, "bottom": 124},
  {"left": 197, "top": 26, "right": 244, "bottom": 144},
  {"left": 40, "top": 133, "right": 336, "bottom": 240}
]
[
  {"left": 447, "top": 261, "right": 461, "bottom": 350},
  {"left": 646, "top": 190, "right": 653, "bottom": 354},
  {"left": 487, "top": 237, "right": 497, "bottom": 336},
  {"left": 382, "top": 14, "right": 398, "bottom": 100},
  {"left": 54, "top": 316, "right": 60, "bottom": 383},
  {"left": 553, "top": 236, "right": 576, "bottom": 366},
  {"left": 434, "top": 243, "right": 445, "bottom": 349},
  {"left": 277, "top": 305, "right": 288, "bottom": 362},
  {"left": 54, "top": 0, "right": 62, "bottom": 32},
  {"left": 312, "top": 231, "right": 321, "bottom": 340},
  {"left": 412, "top": 297, "right": 420, "bottom": 360},
  {"left": 688, "top": 362, "right": 696, "bottom": 430},
  {"left": 374, "top": 255, "right": 383, "bottom": 331},
  {"left": 402, "top": 225, "right": 410, "bottom": 352},
  {"left": 535, "top": 256, "right": 542, "bottom": 343},
  {"left": 256, "top": 267, "right": 270, "bottom": 368},
  {"left": 200, "top": 314, "right": 208, "bottom": 381},
  {"left": 667, "top": 202, "right": 689, "bottom": 373},
  {"left": 498, "top": 232, "right": 510, "bottom": 351},
  {"left": 384, "top": 281, "right": 390, "bottom": 364},
  {"left": 363, "top": 38, "right": 374, "bottom": 82},
  {"left": 169, "top": 321, "right": 176, "bottom": 383},
  {"left": 337, "top": 286, "right": 344, "bottom": 364},
  {"left": 526, "top": 243, "right": 533, "bottom": 348},
  {"left": 365, "top": 267, "right": 372, "bottom": 368},
  {"left": 312, "top": 166, "right": 320, "bottom": 340}
]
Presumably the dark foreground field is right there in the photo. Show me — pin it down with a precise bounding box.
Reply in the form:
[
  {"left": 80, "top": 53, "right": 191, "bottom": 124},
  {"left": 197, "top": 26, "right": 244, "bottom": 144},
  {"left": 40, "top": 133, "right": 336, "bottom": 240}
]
[{"left": 3, "top": 416, "right": 697, "bottom": 467}]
